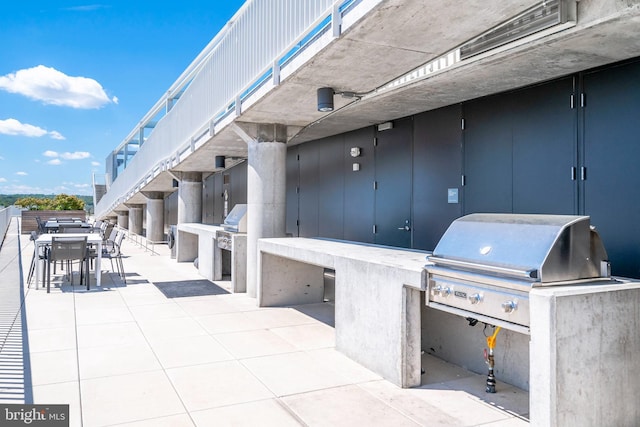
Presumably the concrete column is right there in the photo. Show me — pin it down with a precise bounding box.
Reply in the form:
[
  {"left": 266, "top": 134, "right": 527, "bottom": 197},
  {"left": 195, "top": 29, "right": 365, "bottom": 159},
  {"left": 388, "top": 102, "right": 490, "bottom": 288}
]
[
  {"left": 127, "top": 205, "right": 144, "bottom": 235},
  {"left": 144, "top": 192, "right": 165, "bottom": 242},
  {"left": 246, "top": 124, "right": 287, "bottom": 298},
  {"left": 178, "top": 172, "right": 203, "bottom": 224},
  {"left": 116, "top": 210, "right": 129, "bottom": 229}
]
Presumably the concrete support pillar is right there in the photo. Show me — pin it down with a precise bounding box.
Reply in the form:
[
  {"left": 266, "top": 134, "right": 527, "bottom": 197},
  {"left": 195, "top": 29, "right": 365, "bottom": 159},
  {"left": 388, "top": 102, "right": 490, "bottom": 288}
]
[
  {"left": 246, "top": 124, "right": 287, "bottom": 298},
  {"left": 127, "top": 204, "right": 144, "bottom": 235},
  {"left": 177, "top": 172, "right": 203, "bottom": 224},
  {"left": 144, "top": 192, "right": 165, "bottom": 242},
  {"left": 116, "top": 210, "right": 129, "bottom": 229}
]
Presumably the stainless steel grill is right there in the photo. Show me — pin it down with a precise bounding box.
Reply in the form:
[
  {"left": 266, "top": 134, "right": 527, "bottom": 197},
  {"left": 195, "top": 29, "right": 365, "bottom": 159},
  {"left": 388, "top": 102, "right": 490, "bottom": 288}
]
[
  {"left": 217, "top": 204, "right": 247, "bottom": 250},
  {"left": 423, "top": 214, "right": 613, "bottom": 333}
]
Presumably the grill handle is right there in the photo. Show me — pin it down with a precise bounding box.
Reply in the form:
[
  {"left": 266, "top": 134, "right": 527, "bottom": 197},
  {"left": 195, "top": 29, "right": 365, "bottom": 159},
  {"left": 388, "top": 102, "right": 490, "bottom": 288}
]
[{"left": 427, "top": 257, "right": 538, "bottom": 280}]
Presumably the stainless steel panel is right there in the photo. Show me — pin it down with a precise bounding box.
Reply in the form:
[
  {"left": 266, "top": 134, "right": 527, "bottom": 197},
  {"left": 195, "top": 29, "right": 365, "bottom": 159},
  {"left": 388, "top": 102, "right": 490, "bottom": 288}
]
[
  {"left": 427, "top": 271, "right": 530, "bottom": 327},
  {"left": 429, "top": 213, "right": 608, "bottom": 283}
]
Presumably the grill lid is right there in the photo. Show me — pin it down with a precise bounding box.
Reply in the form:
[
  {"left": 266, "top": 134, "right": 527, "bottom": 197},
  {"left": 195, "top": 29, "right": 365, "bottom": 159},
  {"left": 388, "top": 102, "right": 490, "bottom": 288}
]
[
  {"left": 223, "top": 204, "right": 247, "bottom": 232},
  {"left": 428, "top": 214, "right": 609, "bottom": 283}
]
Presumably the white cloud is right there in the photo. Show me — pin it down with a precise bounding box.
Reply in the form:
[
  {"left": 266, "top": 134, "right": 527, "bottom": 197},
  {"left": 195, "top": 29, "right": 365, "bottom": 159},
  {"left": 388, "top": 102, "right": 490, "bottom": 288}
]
[
  {"left": 61, "top": 151, "right": 90, "bottom": 160},
  {"left": 63, "top": 5, "right": 111, "bottom": 12},
  {"left": 42, "top": 150, "right": 91, "bottom": 161},
  {"left": 49, "top": 130, "right": 65, "bottom": 140},
  {"left": 47, "top": 158, "right": 62, "bottom": 165},
  {"left": 112, "top": 96, "right": 119, "bottom": 104},
  {"left": 91, "top": 161, "right": 100, "bottom": 166},
  {"left": 0, "top": 118, "right": 65, "bottom": 139},
  {"left": 16, "top": 171, "right": 27, "bottom": 176},
  {"left": 0, "top": 65, "right": 114, "bottom": 109},
  {"left": 0, "top": 177, "right": 6, "bottom": 182}
]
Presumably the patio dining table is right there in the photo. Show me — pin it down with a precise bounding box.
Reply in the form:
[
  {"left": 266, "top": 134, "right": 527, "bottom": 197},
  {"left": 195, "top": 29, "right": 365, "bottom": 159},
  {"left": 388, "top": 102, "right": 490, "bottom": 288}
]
[
  {"left": 44, "top": 221, "right": 92, "bottom": 233},
  {"left": 35, "top": 232, "right": 103, "bottom": 288}
]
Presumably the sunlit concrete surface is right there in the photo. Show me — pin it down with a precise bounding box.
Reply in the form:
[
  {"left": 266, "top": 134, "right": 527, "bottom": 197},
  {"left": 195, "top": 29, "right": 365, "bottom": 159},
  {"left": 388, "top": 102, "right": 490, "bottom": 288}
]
[{"left": 1, "top": 217, "right": 528, "bottom": 426}]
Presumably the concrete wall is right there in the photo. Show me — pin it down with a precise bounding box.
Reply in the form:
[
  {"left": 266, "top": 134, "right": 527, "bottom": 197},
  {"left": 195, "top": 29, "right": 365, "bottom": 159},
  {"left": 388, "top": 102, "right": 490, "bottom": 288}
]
[{"left": 421, "top": 302, "right": 531, "bottom": 391}]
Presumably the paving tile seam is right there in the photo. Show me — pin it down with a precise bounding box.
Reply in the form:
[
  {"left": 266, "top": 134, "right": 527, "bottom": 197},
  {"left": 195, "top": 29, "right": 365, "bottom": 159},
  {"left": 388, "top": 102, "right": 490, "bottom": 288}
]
[
  {"left": 98, "top": 412, "right": 192, "bottom": 427},
  {"left": 98, "top": 274, "right": 201, "bottom": 427}
]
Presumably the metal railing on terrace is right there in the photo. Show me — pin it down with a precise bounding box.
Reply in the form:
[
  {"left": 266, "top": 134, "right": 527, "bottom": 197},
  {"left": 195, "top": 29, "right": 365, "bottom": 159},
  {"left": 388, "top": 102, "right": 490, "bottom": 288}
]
[
  {"left": 0, "top": 207, "right": 16, "bottom": 249},
  {"left": 95, "top": 0, "right": 376, "bottom": 219}
]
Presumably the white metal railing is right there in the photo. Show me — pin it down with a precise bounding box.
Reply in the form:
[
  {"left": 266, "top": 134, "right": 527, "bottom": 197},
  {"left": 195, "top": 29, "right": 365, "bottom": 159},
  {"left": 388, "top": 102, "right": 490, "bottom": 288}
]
[
  {"left": 0, "top": 207, "right": 14, "bottom": 248},
  {"left": 95, "top": 0, "right": 372, "bottom": 219}
]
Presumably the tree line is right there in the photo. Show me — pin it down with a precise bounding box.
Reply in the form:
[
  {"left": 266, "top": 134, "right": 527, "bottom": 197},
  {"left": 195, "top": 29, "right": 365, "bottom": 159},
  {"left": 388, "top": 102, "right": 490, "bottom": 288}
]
[{"left": 0, "top": 194, "right": 94, "bottom": 212}]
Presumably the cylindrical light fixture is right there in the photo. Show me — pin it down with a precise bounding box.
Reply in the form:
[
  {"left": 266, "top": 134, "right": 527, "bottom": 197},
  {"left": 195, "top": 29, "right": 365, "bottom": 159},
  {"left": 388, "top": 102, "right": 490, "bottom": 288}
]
[
  {"left": 215, "top": 155, "right": 225, "bottom": 169},
  {"left": 317, "top": 87, "right": 335, "bottom": 112}
]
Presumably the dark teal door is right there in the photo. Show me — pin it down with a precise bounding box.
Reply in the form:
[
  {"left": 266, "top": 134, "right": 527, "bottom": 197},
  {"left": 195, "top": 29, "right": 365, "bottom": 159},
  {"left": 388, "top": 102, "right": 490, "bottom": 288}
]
[{"left": 374, "top": 117, "right": 413, "bottom": 248}]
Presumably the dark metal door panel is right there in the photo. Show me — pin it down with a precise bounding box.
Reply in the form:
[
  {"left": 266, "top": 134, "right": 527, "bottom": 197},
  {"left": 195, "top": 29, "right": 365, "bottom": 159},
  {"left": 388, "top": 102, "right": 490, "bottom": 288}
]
[
  {"left": 375, "top": 117, "right": 413, "bottom": 248},
  {"left": 344, "top": 127, "right": 375, "bottom": 243},
  {"left": 463, "top": 95, "right": 513, "bottom": 214},
  {"left": 212, "top": 172, "right": 223, "bottom": 225},
  {"left": 230, "top": 161, "right": 247, "bottom": 209},
  {"left": 202, "top": 173, "right": 215, "bottom": 225},
  {"left": 286, "top": 147, "right": 300, "bottom": 237},
  {"left": 413, "top": 105, "right": 463, "bottom": 251},
  {"left": 511, "top": 78, "right": 576, "bottom": 214},
  {"left": 583, "top": 60, "right": 640, "bottom": 278},
  {"left": 298, "top": 142, "right": 319, "bottom": 237},
  {"left": 318, "top": 135, "right": 345, "bottom": 239}
]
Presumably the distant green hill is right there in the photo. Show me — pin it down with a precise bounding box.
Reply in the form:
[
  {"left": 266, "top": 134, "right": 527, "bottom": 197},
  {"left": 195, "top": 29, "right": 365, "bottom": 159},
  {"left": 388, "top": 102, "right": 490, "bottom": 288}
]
[{"left": 0, "top": 194, "right": 94, "bottom": 213}]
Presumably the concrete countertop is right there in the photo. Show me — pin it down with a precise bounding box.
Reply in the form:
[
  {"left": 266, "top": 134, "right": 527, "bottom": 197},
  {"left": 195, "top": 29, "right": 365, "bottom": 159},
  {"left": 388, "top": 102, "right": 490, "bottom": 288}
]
[
  {"left": 177, "top": 223, "right": 224, "bottom": 234},
  {"left": 259, "top": 236, "right": 429, "bottom": 277}
]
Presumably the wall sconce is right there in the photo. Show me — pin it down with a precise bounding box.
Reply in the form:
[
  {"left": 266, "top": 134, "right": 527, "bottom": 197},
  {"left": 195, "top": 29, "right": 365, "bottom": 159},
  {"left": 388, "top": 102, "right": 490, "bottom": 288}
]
[
  {"left": 317, "top": 87, "right": 365, "bottom": 112},
  {"left": 317, "top": 87, "right": 335, "bottom": 112},
  {"left": 215, "top": 155, "right": 225, "bottom": 169},
  {"left": 350, "top": 147, "right": 361, "bottom": 157}
]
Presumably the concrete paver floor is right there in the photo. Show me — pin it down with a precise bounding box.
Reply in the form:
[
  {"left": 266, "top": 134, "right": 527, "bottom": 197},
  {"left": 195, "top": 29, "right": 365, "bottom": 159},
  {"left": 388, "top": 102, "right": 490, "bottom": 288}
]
[{"left": 1, "top": 220, "right": 529, "bottom": 426}]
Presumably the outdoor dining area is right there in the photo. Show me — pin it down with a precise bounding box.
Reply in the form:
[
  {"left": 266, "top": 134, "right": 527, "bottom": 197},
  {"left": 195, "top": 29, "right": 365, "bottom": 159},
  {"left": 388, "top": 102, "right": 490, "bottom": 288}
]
[{"left": 27, "top": 218, "right": 126, "bottom": 293}]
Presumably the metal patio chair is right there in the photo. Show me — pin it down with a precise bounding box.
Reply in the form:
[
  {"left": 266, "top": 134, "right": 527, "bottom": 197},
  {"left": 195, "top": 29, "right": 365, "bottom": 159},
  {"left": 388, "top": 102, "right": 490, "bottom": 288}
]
[
  {"left": 103, "top": 231, "right": 127, "bottom": 283},
  {"left": 46, "top": 236, "right": 90, "bottom": 293},
  {"left": 27, "top": 231, "right": 47, "bottom": 286}
]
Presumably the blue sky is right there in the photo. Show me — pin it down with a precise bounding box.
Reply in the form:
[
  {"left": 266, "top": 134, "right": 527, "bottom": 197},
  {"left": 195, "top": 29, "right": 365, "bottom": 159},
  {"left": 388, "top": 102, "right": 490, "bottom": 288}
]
[{"left": 0, "top": 1, "right": 245, "bottom": 196}]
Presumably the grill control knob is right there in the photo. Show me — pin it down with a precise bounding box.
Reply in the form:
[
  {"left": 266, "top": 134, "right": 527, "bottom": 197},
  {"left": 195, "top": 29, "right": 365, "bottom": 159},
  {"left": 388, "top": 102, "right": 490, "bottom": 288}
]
[
  {"left": 501, "top": 300, "right": 518, "bottom": 313},
  {"left": 468, "top": 293, "right": 482, "bottom": 304},
  {"left": 433, "top": 286, "right": 451, "bottom": 297}
]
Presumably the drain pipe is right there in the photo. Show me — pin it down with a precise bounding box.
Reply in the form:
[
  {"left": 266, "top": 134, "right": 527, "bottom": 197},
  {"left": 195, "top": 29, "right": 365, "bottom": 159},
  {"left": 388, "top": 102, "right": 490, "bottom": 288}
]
[{"left": 484, "top": 326, "right": 502, "bottom": 393}]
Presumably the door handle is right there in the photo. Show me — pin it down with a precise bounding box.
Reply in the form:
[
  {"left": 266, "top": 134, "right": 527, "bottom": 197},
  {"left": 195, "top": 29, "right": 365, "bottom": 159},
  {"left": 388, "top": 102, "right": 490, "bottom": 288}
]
[{"left": 398, "top": 220, "right": 411, "bottom": 231}]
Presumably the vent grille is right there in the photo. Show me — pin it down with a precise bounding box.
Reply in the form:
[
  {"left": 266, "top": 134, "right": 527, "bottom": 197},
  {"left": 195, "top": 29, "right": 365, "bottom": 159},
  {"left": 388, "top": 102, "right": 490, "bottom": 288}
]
[{"left": 460, "top": 0, "right": 566, "bottom": 60}]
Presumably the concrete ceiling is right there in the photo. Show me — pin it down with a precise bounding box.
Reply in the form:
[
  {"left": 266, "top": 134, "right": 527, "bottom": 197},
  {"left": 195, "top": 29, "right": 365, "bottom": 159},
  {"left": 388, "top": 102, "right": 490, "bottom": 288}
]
[{"left": 107, "top": 0, "right": 640, "bottom": 213}]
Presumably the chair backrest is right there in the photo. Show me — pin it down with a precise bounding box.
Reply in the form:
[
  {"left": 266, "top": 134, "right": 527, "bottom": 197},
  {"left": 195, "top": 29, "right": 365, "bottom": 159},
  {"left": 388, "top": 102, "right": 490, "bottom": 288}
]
[
  {"left": 59, "top": 222, "right": 93, "bottom": 233},
  {"left": 102, "top": 223, "right": 115, "bottom": 240},
  {"left": 112, "top": 231, "right": 126, "bottom": 255},
  {"left": 35, "top": 216, "right": 46, "bottom": 234},
  {"left": 49, "top": 236, "right": 87, "bottom": 262},
  {"left": 107, "top": 227, "right": 118, "bottom": 242}
]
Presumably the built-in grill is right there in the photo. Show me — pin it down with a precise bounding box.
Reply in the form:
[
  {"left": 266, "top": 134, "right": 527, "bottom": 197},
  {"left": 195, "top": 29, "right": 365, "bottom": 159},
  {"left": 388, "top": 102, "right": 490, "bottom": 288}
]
[
  {"left": 217, "top": 204, "right": 247, "bottom": 250},
  {"left": 424, "top": 213, "right": 613, "bottom": 334},
  {"left": 214, "top": 204, "right": 248, "bottom": 292}
]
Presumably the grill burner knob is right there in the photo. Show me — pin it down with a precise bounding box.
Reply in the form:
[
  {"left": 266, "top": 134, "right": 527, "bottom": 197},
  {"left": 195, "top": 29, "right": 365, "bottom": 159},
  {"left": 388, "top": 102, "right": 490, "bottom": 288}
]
[
  {"left": 501, "top": 300, "right": 518, "bottom": 313},
  {"left": 468, "top": 293, "right": 482, "bottom": 304},
  {"left": 433, "top": 286, "right": 451, "bottom": 297}
]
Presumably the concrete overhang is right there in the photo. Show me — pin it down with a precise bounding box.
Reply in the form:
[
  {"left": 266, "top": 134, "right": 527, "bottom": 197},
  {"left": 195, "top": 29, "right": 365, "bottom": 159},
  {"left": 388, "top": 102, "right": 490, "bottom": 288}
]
[
  {"left": 99, "top": 0, "right": 640, "bottom": 218},
  {"left": 235, "top": 0, "right": 640, "bottom": 145}
]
